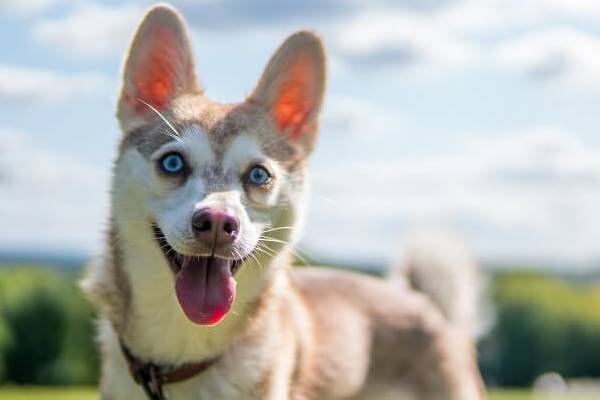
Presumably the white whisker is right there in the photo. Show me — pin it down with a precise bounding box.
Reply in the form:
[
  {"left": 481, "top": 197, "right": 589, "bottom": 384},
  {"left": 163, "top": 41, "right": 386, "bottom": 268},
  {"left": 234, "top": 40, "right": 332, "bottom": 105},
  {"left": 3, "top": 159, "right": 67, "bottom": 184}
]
[{"left": 138, "top": 98, "right": 182, "bottom": 140}]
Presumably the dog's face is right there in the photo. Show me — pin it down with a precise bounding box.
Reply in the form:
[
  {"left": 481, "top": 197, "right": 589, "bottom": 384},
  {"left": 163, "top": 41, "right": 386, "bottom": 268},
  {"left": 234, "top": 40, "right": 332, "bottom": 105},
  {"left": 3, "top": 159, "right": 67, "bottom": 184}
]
[{"left": 112, "top": 5, "right": 325, "bottom": 326}]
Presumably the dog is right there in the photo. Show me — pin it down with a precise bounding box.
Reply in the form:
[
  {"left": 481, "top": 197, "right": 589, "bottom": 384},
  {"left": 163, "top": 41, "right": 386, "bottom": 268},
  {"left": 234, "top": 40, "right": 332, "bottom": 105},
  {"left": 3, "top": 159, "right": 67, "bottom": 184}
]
[{"left": 82, "top": 4, "right": 486, "bottom": 399}]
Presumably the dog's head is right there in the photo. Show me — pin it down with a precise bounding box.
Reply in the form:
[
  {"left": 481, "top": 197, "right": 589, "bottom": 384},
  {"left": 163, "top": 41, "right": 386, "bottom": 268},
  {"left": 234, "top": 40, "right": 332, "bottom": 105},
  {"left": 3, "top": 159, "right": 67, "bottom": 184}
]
[{"left": 112, "top": 5, "right": 325, "bottom": 326}]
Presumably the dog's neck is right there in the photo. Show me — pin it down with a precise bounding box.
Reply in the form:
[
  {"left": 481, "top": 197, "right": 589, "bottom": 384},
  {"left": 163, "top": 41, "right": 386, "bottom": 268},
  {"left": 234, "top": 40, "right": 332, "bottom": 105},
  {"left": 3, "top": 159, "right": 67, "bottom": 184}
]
[{"left": 93, "top": 221, "right": 288, "bottom": 366}]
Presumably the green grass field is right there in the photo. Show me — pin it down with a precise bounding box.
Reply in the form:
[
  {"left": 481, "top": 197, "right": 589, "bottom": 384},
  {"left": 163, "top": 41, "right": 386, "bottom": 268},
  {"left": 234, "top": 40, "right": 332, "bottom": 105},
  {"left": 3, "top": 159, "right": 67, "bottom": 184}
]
[
  {"left": 0, "top": 388, "right": 597, "bottom": 400},
  {"left": 0, "top": 387, "right": 95, "bottom": 400},
  {"left": 489, "top": 390, "right": 596, "bottom": 400}
]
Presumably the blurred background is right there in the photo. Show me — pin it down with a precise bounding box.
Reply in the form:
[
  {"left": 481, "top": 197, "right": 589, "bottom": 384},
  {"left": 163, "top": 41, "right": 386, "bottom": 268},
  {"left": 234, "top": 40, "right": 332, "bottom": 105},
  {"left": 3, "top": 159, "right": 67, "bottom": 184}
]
[{"left": 2, "top": 0, "right": 600, "bottom": 399}]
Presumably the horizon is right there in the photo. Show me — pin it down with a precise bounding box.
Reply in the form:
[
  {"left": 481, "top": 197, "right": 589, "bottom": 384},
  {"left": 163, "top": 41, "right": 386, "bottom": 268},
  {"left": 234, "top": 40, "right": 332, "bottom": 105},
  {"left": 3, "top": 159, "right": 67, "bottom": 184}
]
[{"left": 1, "top": 247, "right": 598, "bottom": 276}]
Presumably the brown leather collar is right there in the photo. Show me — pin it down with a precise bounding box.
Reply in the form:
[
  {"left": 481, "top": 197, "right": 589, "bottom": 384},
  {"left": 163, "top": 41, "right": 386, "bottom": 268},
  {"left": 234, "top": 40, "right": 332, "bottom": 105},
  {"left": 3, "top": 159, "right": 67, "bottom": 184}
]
[{"left": 120, "top": 341, "right": 220, "bottom": 400}]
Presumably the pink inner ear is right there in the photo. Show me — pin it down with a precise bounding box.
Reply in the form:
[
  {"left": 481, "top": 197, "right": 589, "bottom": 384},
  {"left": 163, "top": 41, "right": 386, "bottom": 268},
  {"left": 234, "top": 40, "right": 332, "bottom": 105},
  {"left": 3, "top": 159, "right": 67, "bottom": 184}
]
[
  {"left": 132, "top": 27, "right": 180, "bottom": 111},
  {"left": 273, "top": 53, "right": 317, "bottom": 139}
]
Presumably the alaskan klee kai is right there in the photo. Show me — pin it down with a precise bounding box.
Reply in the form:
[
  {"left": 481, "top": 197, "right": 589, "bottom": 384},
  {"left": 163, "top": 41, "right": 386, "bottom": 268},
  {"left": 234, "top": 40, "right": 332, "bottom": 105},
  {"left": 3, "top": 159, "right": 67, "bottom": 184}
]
[{"left": 83, "top": 4, "right": 486, "bottom": 399}]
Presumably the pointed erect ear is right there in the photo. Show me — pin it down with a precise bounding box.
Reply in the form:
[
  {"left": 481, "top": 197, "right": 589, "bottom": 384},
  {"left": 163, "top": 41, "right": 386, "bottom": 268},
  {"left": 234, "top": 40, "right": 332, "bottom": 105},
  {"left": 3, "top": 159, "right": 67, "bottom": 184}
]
[
  {"left": 117, "top": 5, "right": 199, "bottom": 132},
  {"left": 248, "top": 31, "right": 326, "bottom": 155}
]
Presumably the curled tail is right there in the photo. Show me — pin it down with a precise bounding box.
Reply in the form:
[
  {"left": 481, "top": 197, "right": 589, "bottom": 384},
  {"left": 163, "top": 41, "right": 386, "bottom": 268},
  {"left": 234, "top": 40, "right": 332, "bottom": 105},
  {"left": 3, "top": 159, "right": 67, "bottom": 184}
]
[{"left": 389, "top": 232, "right": 481, "bottom": 337}]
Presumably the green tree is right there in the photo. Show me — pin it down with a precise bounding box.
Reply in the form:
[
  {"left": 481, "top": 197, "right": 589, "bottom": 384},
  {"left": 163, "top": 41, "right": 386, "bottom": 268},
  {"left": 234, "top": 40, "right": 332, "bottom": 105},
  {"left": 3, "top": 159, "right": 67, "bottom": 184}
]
[{"left": 0, "top": 266, "right": 99, "bottom": 384}]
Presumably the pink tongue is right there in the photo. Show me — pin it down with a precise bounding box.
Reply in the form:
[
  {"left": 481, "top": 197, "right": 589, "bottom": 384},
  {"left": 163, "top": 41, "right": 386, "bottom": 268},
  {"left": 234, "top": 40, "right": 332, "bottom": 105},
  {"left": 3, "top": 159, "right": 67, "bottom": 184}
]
[{"left": 175, "top": 256, "right": 236, "bottom": 325}]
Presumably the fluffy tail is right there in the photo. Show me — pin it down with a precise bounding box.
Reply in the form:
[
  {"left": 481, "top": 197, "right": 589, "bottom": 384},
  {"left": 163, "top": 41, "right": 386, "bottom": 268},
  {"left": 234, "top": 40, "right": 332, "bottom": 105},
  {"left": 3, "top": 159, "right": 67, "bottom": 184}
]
[{"left": 389, "top": 232, "right": 481, "bottom": 337}]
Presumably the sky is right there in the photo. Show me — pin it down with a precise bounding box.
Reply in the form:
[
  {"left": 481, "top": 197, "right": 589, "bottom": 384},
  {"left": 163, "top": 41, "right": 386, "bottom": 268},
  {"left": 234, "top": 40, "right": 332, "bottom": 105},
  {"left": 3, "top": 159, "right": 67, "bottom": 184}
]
[{"left": 2, "top": 0, "right": 600, "bottom": 270}]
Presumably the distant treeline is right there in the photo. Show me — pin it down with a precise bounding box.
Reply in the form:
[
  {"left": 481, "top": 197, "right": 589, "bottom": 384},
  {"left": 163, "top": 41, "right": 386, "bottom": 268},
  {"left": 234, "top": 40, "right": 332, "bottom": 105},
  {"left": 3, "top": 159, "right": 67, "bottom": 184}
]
[
  {"left": 0, "top": 267, "right": 98, "bottom": 385},
  {"left": 1, "top": 265, "right": 600, "bottom": 387},
  {"left": 479, "top": 271, "right": 600, "bottom": 386}
]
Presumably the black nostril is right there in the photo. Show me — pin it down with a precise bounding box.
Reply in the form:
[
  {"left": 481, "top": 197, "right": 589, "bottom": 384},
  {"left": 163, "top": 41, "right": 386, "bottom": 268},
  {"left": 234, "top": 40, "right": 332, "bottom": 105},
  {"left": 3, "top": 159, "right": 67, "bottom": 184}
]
[
  {"left": 222, "top": 215, "right": 240, "bottom": 238},
  {"left": 192, "top": 209, "right": 214, "bottom": 233},
  {"left": 199, "top": 219, "right": 211, "bottom": 232}
]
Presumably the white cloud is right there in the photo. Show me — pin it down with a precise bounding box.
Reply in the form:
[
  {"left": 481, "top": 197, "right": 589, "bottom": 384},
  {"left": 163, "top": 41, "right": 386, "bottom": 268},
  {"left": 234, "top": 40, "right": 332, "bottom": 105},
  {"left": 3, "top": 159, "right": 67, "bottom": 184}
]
[
  {"left": 0, "top": 64, "right": 111, "bottom": 104},
  {"left": 327, "top": 1, "right": 600, "bottom": 77},
  {"left": 321, "top": 95, "right": 395, "bottom": 139},
  {"left": 0, "top": 0, "right": 76, "bottom": 16},
  {"left": 303, "top": 126, "right": 600, "bottom": 268},
  {"left": 494, "top": 28, "right": 600, "bottom": 87},
  {"left": 436, "top": 0, "right": 600, "bottom": 34},
  {"left": 0, "top": 130, "right": 109, "bottom": 252},
  {"left": 527, "top": 0, "right": 600, "bottom": 21},
  {"left": 32, "top": 3, "right": 142, "bottom": 58},
  {"left": 332, "top": 10, "right": 477, "bottom": 71}
]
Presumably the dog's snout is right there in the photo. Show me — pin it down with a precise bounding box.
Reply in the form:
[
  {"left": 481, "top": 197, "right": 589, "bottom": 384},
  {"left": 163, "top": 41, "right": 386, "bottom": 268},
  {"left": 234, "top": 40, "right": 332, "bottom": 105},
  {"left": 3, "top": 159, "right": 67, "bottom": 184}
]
[{"left": 192, "top": 208, "right": 240, "bottom": 246}]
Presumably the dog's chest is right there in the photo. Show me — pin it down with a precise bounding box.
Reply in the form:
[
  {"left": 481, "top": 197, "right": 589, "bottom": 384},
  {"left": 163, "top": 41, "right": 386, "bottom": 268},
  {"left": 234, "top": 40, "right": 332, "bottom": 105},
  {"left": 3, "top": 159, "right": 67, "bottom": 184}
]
[
  {"left": 100, "top": 319, "right": 293, "bottom": 400},
  {"left": 106, "top": 366, "right": 263, "bottom": 400},
  {"left": 103, "top": 337, "right": 267, "bottom": 399},
  {"left": 161, "top": 366, "right": 264, "bottom": 400}
]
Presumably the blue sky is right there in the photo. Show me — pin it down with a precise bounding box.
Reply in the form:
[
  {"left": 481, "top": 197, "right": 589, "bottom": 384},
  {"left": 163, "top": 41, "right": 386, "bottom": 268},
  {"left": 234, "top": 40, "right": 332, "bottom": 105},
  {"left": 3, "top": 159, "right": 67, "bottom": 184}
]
[{"left": 3, "top": 0, "right": 600, "bottom": 269}]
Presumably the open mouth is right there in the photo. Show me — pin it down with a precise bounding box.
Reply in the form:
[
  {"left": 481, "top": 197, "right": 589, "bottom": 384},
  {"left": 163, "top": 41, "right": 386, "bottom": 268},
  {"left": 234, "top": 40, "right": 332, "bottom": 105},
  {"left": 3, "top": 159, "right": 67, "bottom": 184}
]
[
  {"left": 152, "top": 224, "right": 244, "bottom": 276},
  {"left": 151, "top": 224, "right": 245, "bottom": 326}
]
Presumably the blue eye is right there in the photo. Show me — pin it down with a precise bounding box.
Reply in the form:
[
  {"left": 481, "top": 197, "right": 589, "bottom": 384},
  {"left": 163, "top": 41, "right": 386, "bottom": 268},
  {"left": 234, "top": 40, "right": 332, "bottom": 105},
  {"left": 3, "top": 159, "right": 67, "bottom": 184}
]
[
  {"left": 160, "top": 153, "right": 185, "bottom": 174},
  {"left": 248, "top": 166, "right": 271, "bottom": 186}
]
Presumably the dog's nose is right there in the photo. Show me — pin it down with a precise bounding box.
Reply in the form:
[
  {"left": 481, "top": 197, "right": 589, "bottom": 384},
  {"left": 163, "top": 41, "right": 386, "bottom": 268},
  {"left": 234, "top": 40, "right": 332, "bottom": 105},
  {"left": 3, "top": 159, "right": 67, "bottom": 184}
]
[{"left": 192, "top": 208, "right": 240, "bottom": 246}]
